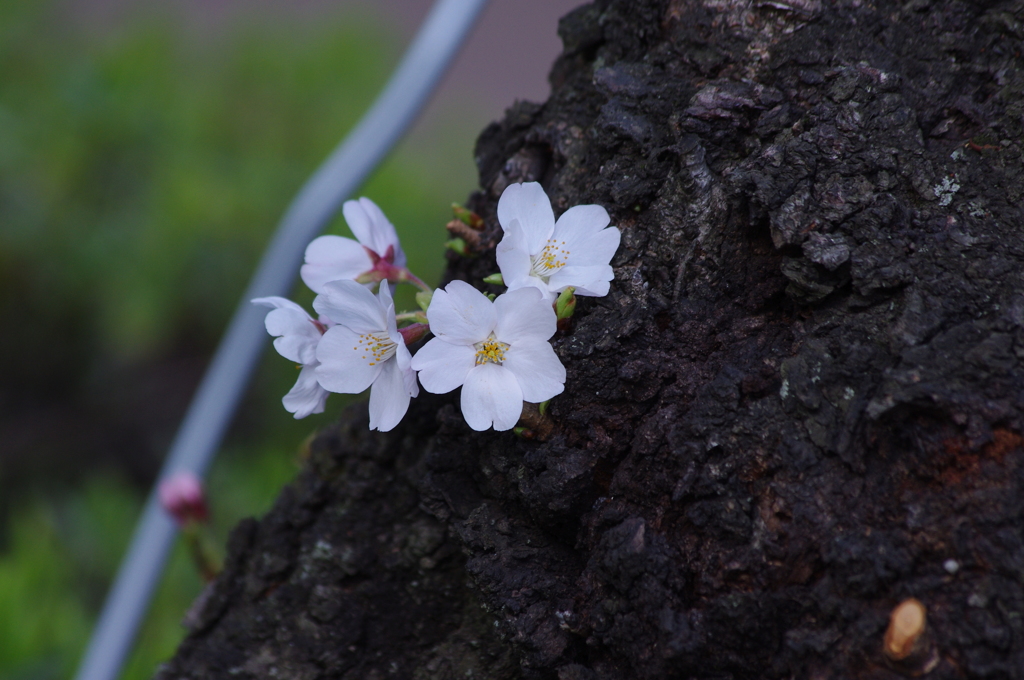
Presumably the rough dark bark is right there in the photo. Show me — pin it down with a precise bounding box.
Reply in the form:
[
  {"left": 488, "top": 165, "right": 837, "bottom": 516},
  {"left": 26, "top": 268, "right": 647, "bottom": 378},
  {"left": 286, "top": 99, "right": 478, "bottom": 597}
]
[{"left": 159, "top": 1, "right": 1024, "bottom": 678}]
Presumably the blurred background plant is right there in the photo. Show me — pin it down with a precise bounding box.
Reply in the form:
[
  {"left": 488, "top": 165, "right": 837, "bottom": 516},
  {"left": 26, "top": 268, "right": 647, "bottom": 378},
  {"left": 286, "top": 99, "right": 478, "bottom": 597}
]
[{"left": 0, "top": 0, "right": 579, "bottom": 677}]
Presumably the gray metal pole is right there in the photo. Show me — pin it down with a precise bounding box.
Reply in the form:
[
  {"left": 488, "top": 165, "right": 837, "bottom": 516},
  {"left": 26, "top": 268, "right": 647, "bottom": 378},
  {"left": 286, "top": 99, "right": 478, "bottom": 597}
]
[{"left": 73, "top": 1, "right": 490, "bottom": 679}]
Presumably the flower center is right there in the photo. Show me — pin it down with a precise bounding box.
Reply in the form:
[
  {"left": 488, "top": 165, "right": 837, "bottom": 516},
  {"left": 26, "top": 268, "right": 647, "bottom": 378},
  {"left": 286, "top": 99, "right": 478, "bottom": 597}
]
[
  {"left": 531, "top": 239, "right": 570, "bottom": 279},
  {"left": 474, "top": 334, "right": 510, "bottom": 366},
  {"left": 355, "top": 331, "right": 397, "bottom": 367}
]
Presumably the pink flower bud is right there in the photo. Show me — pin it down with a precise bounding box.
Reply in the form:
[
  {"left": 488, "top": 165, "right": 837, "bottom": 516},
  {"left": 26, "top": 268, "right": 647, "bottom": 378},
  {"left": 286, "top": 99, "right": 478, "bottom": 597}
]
[
  {"left": 159, "top": 472, "right": 209, "bottom": 526},
  {"left": 398, "top": 322, "right": 429, "bottom": 346}
]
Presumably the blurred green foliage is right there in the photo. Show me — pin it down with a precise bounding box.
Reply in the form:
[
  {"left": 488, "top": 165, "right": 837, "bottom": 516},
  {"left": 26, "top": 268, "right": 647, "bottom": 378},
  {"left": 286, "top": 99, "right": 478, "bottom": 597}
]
[
  {"left": 0, "top": 444, "right": 302, "bottom": 680},
  {"left": 0, "top": 0, "right": 462, "bottom": 368},
  {"left": 0, "top": 0, "right": 476, "bottom": 677}
]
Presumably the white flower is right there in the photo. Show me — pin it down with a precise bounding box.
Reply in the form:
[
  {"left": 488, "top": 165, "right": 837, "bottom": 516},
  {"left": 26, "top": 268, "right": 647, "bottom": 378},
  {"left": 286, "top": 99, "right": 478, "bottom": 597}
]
[
  {"left": 411, "top": 281, "right": 565, "bottom": 431},
  {"left": 495, "top": 182, "right": 620, "bottom": 301},
  {"left": 313, "top": 279, "right": 418, "bottom": 432},
  {"left": 300, "top": 197, "right": 407, "bottom": 294},
  {"left": 252, "top": 296, "right": 329, "bottom": 419}
]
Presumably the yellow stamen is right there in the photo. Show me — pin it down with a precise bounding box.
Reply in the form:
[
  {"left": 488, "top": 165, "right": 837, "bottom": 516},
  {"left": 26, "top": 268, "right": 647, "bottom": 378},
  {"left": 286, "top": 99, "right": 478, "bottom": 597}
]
[
  {"left": 474, "top": 334, "right": 509, "bottom": 365},
  {"left": 354, "top": 331, "right": 396, "bottom": 366},
  {"left": 531, "top": 239, "right": 570, "bottom": 278}
]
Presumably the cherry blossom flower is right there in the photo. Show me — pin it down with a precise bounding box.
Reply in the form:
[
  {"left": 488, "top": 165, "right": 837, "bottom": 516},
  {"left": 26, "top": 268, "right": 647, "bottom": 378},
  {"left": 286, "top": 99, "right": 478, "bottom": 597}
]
[
  {"left": 313, "top": 279, "right": 418, "bottom": 431},
  {"left": 411, "top": 281, "right": 565, "bottom": 431},
  {"left": 300, "top": 197, "right": 408, "bottom": 294},
  {"left": 496, "top": 182, "right": 620, "bottom": 301},
  {"left": 158, "top": 472, "right": 208, "bottom": 526},
  {"left": 253, "top": 296, "right": 329, "bottom": 419}
]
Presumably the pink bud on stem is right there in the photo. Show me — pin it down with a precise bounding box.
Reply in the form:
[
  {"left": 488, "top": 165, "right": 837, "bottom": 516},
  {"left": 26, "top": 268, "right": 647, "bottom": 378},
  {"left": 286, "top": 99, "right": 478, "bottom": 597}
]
[
  {"left": 398, "top": 322, "right": 430, "bottom": 345},
  {"left": 159, "top": 472, "right": 209, "bottom": 526},
  {"left": 158, "top": 472, "right": 221, "bottom": 582}
]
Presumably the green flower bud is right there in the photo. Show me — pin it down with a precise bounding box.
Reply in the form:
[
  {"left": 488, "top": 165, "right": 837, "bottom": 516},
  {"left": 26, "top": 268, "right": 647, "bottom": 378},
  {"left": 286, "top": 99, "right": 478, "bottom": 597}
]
[{"left": 555, "top": 287, "right": 577, "bottom": 320}]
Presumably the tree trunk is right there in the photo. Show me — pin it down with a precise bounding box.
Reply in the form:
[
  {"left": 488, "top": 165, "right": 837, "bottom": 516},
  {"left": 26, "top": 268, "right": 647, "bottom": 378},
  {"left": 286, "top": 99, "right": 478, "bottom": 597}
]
[{"left": 158, "top": 0, "right": 1024, "bottom": 677}]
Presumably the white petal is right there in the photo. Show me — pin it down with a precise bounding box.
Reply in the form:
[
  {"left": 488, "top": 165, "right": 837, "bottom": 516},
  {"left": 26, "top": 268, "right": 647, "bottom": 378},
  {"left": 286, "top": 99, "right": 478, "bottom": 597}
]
[
  {"left": 554, "top": 214, "right": 620, "bottom": 269},
  {"left": 495, "top": 219, "right": 533, "bottom": 288},
  {"left": 343, "top": 197, "right": 405, "bottom": 266},
  {"left": 403, "top": 360, "right": 420, "bottom": 398},
  {"left": 368, "top": 359, "right": 411, "bottom": 431},
  {"left": 300, "top": 235, "right": 373, "bottom": 294},
  {"left": 571, "top": 279, "right": 611, "bottom": 297},
  {"left": 378, "top": 284, "right": 403, "bottom": 344},
  {"left": 547, "top": 264, "right": 615, "bottom": 297},
  {"left": 283, "top": 364, "right": 329, "bottom": 419},
  {"left": 460, "top": 364, "right": 523, "bottom": 431},
  {"left": 410, "top": 338, "right": 477, "bottom": 394},
  {"left": 493, "top": 287, "right": 556, "bottom": 345},
  {"left": 252, "top": 296, "right": 310, "bottom": 315},
  {"left": 497, "top": 182, "right": 555, "bottom": 255},
  {"left": 252, "top": 299, "right": 321, "bottom": 364},
  {"left": 394, "top": 341, "right": 421, "bottom": 398},
  {"left": 357, "top": 197, "right": 406, "bottom": 267},
  {"left": 342, "top": 199, "right": 376, "bottom": 251},
  {"left": 266, "top": 308, "right": 321, "bottom": 364},
  {"left": 425, "top": 280, "right": 496, "bottom": 345},
  {"left": 313, "top": 279, "right": 387, "bottom": 333},
  {"left": 552, "top": 204, "right": 610, "bottom": 246},
  {"left": 504, "top": 274, "right": 555, "bottom": 301},
  {"left": 315, "top": 325, "right": 384, "bottom": 394},
  {"left": 502, "top": 340, "right": 566, "bottom": 404}
]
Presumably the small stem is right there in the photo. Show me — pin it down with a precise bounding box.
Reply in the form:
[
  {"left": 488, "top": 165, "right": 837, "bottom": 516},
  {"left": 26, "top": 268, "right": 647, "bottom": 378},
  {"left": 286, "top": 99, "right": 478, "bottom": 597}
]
[
  {"left": 183, "top": 523, "right": 222, "bottom": 582},
  {"left": 399, "top": 269, "right": 433, "bottom": 294},
  {"left": 395, "top": 311, "right": 428, "bottom": 324}
]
